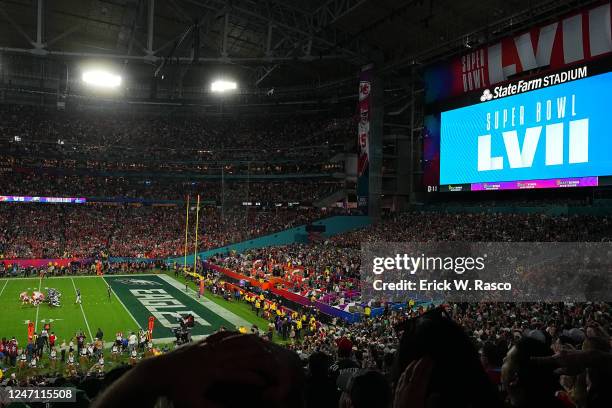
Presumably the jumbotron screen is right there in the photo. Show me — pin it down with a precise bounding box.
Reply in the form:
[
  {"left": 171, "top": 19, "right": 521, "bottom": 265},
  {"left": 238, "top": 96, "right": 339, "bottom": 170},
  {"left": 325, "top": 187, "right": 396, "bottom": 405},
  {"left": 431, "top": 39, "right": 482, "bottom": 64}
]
[{"left": 436, "top": 69, "right": 612, "bottom": 192}]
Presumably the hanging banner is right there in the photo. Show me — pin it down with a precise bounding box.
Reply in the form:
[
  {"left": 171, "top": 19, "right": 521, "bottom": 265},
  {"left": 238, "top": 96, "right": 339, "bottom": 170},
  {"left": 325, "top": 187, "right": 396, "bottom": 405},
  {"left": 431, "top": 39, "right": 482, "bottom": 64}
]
[
  {"left": 357, "top": 64, "right": 373, "bottom": 210},
  {"left": 424, "top": 2, "right": 612, "bottom": 103}
]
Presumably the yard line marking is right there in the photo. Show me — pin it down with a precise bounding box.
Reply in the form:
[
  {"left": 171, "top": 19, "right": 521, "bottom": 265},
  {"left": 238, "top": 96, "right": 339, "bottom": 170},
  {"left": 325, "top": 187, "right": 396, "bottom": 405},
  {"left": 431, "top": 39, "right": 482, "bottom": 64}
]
[
  {"left": 102, "top": 277, "right": 142, "bottom": 330},
  {"left": 71, "top": 277, "right": 93, "bottom": 340},
  {"left": 0, "top": 279, "right": 8, "bottom": 299},
  {"left": 102, "top": 335, "right": 209, "bottom": 348},
  {"left": 34, "top": 277, "right": 42, "bottom": 332}
]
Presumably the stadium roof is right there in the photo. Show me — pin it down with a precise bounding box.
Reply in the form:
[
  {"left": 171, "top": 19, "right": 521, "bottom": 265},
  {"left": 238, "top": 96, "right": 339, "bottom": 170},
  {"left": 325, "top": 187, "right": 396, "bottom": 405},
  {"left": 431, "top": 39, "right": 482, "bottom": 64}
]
[{"left": 0, "top": 0, "right": 598, "bottom": 89}]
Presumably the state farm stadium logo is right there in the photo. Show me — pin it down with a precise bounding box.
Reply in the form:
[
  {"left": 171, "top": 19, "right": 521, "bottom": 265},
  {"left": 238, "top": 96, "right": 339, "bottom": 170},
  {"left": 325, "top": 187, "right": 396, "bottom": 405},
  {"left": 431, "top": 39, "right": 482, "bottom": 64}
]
[
  {"left": 479, "top": 66, "right": 587, "bottom": 102},
  {"left": 480, "top": 89, "right": 493, "bottom": 102},
  {"left": 116, "top": 278, "right": 161, "bottom": 286}
]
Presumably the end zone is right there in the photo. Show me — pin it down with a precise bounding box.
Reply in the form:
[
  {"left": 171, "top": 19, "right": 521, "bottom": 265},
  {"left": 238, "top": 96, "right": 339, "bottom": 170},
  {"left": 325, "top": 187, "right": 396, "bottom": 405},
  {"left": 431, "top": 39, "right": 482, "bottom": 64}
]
[{"left": 104, "top": 274, "right": 250, "bottom": 339}]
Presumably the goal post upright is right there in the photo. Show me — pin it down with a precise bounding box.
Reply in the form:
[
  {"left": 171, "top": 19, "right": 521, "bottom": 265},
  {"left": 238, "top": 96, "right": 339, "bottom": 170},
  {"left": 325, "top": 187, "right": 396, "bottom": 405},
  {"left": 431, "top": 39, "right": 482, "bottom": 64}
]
[
  {"left": 193, "top": 194, "right": 201, "bottom": 275},
  {"left": 183, "top": 194, "right": 190, "bottom": 275}
]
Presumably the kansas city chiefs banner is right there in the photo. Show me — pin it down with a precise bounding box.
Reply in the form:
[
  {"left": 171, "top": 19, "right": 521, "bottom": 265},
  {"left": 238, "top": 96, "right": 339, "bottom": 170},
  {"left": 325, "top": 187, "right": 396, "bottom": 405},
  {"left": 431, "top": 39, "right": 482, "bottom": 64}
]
[
  {"left": 357, "top": 65, "right": 372, "bottom": 210},
  {"left": 425, "top": 2, "right": 612, "bottom": 102}
]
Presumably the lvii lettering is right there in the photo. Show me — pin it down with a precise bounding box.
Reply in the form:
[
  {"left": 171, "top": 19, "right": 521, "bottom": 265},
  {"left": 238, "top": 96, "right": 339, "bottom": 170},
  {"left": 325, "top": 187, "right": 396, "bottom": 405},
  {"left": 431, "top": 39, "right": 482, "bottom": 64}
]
[{"left": 478, "top": 96, "right": 588, "bottom": 171}]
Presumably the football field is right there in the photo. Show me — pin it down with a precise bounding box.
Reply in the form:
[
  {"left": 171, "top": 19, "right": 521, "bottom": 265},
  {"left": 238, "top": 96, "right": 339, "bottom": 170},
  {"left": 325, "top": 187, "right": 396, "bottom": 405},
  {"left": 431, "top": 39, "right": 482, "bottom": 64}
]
[{"left": 0, "top": 274, "right": 250, "bottom": 346}]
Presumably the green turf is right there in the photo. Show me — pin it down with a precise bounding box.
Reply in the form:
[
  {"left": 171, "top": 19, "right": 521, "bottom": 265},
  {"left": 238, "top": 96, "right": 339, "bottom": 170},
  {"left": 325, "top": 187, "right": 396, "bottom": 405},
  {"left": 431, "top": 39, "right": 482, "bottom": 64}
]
[
  {"left": 0, "top": 276, "right": 140, "bottom": 346},
  {"left": 0, "top": 278, "right": 39, "bottom": 344},
  {"left": 0, "top": 272, "right": 284, "bottom": 348},
  {"left": 74, "top": 276, "right": 141, "bottom": 342},
  {"left": 0, "top": 272, "right": 291, "bottom": 380}
]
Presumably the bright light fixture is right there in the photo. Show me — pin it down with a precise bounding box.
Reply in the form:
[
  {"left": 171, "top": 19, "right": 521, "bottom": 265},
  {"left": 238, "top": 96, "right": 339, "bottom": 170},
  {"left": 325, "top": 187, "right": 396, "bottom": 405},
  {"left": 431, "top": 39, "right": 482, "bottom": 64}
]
[
  {"left": 82, "top": 70, "right": 122, "bottom": 88},
  {"left": 211, "top": 80, "right": 237, "bottom": 93}
]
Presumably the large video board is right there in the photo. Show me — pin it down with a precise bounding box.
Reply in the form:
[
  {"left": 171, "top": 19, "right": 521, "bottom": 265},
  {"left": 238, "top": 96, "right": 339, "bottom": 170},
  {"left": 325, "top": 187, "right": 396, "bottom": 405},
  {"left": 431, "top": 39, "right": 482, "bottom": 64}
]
[{"left": 436, "top": 69, "right": 612, "bottom": 191}]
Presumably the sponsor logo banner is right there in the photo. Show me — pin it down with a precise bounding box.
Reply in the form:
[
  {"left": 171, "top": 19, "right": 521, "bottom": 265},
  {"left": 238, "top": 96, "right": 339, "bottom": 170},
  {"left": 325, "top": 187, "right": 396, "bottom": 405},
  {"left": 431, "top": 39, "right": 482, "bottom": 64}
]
[
  {"left": 480, "top": 66, "right": 588, "bottom": 102},
  {"left": 470, "top": 176, "right": 598, "bottom": 191},
  {"left": 0, "top": 196, "right": 86, "bottom": 203}
]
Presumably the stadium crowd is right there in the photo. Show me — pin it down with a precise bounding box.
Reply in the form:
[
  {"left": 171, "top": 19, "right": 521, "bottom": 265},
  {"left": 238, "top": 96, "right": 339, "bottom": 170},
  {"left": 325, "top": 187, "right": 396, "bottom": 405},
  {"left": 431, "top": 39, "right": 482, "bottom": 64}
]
[
  {"left": 208, "top": 211, "right": 612, "bottom": 307},
  {"left": 0, "top": 101, "right": 611, "bottom": 407},
  {"left": 0, "top": 205, "right": 326, "bottom": 259},
  {"left": 328, "top": 211, "right": 612, "bottom": 245},
  {"left": 0, "top": 172, "right": 343, "bottom": 203},
  {"left": 2, "top": 296, "right": 609, "bottom": 408},
  {"left": 0, "top": 156, "right": 342, "bottom": 176},
  {"left": 0, "top": 104, "right": 354, "bottom": 166},
  {"left": 0, "top": 210, "right": 610, "bottom": 407}
]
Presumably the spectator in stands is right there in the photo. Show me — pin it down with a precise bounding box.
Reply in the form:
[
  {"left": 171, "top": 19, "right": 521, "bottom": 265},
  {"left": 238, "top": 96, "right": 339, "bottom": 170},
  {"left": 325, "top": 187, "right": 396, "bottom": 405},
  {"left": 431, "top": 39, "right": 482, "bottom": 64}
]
[
  {"left": 304, "top": 352, "right": 338, "bottom": 408},
  {"left": 0, "top": 205, "right": 326, "bottom": 259},
  {"left": 392, "top": 308, "right": 503, "bottom": 408},
  {"left": 91, "top": 332, "right": 304, "bottom": 408},
  {"left": 502, "top": 337, "right": 566, "bottom": 408},
  {"left": 339, "top": 369, "right": 391, "bottom": 408}
]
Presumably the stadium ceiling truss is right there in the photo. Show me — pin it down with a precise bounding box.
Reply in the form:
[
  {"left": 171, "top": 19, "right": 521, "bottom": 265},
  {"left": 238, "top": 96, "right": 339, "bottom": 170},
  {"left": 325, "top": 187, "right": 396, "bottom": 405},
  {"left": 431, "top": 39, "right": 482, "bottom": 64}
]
[
  {"left": 0, "top": 0, "right": 600, "bottom": 89},
  {"left": 0, "top": 0, "right": 372, "bottom": 66},
  {"left": 383, "top": 0, "right": 602, "bottom": 73}
]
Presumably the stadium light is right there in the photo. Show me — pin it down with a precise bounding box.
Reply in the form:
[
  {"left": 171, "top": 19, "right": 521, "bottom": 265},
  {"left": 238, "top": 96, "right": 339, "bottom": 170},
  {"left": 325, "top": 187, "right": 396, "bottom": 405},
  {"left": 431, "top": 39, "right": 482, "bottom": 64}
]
[
  {"left": 82, "top": 70, "right": 122, "bottom": 88},
  {"left": 211, "top": 80, "right": 237, "bottom": 93}
]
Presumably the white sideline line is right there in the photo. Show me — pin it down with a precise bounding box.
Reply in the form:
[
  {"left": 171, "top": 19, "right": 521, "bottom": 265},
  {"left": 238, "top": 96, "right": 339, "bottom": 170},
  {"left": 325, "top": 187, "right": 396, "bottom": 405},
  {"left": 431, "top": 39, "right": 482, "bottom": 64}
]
[
  {"left": 71, "top": 277, "right": 93, "bottom": 340},
  {"left": 157, "top": 274, "right": 252, "bottom": 329},
  {"left": 34, "top": 278, "right": 42, "bottom": 332},
  {"left": 0, "top": 279, "right": 8, "bottom": 298},
  {"left": 102, "top": 335, "right": 208, "bottom": 348},
  {"left": 102, "top": 277, "right": 142, "bottom": 330}
]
